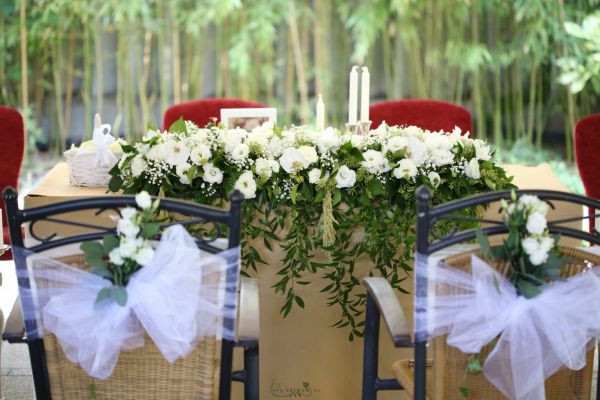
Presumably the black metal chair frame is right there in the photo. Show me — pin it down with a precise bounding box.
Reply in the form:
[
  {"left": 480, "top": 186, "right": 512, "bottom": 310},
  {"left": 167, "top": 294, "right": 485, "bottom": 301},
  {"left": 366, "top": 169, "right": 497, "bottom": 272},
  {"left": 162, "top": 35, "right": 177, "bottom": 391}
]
[
  {"left": 3, "top": 187, "right": 258, "bottom": 400},
  {"left": 361, "top": 186, "right": 600, "bottom": 400}
]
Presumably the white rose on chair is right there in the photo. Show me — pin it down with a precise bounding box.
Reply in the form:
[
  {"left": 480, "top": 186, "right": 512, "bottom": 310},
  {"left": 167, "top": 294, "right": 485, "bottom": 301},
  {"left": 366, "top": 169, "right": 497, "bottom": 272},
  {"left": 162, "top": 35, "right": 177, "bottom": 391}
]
[
  {"left": 526, "top": 212, "right": 547, "bottom": 235},
  {"left": 234, "top": 170, "right": 257, "bottom": 199},
  {"left": 522, "top": 236, "right": 554, "bottom": 266}
]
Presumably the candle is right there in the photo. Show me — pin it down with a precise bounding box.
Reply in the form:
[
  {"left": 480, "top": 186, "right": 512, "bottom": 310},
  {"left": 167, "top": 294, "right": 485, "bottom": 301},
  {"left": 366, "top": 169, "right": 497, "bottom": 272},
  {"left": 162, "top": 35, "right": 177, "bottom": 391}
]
[
  {"left": 348, "top": 66, "right": 359, "bottom": 124},
  {"left": 316, "top": 94, "right": 325, "bottom": 130},
  {"left": 360, "top": 66, "right": 370, "bottom": 122}
]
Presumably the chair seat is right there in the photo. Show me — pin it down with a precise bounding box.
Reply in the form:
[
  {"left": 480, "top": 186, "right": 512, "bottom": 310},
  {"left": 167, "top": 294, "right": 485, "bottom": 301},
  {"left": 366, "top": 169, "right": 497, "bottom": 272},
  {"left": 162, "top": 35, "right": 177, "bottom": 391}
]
[{"left": 391, "top": 359, "right": 433, "bottom": 400}]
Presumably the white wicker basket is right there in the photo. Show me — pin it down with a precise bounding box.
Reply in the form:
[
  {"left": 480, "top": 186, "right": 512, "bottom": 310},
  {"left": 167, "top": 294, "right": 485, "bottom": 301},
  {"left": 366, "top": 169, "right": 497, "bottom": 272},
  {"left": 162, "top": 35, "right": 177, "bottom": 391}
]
[{"left": 64, "top": 148, "right": 123, "bottom": 187}]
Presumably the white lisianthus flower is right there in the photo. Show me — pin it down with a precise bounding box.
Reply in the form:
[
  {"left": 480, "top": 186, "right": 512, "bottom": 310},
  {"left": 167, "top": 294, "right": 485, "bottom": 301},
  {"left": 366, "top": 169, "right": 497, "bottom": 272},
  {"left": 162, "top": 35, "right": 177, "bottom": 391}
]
[
  {"left": 279, "top": 147, "right": 309, "bottom": 173},
  {"left": 130, "top": 155, "right": 147, "bottom": 177},
  {"left": 522, "top": 236, "right": 554, "bottom": 266},
  {"left": 308, "top": 168, "right": 323, "bottom": 184},
  {"left": 234, "top": 171, "right": 257, "bottom": 199},
  {"left": 361, "top": 150, "right": 387, "bottom": 174},
  {"left": 298, "top": 145, "right": 319, "bottom": 165},
  {"left": 246, "top": 129, "right": 271, "bottom": 153},
  {"left": 428, "top": 171, "right": 442, "bottom": 188},
  {"left": 176, "top": 162, "right": 192, "bottom": 184},
  {"left": 135, "top": 191, "right": 153, "bottom": 209},
  {"left": 223, "top": 130, "right": 244, "bottom": 153},
  {"left": 255, "top": 158, "right": 279, "bottom": 178},
  {"left": 393, "top": 159, "right": 418, "bottom": 179},
  {"left": 474, "top": 139, "right": 492, "bottom": 161},
  {"left": 163, "top": 140, "right": 191, "bottom": 166},
  {"left": 407, "top": 137, "right": 427, "bottom": 166},
  {"left": 202, "top": 163, "right": 224, "bottom": 184},
  {"left": 109, "top": 248, "right": 124, "bottom": 266},
  {"left": 190, "top": 144, "right": 212, "bottom": 166},
  {"left": 518, "top": 195, "right": 549, "bottom": 215},
  {"left": 431, "top": 149, "right": 454, "bottom": 166},
  {"left": 526, "top": 212, "right": 547, "bottom": 235},
  {"left": 146, "top": 143, "right": 167, "bottom": 162},
  {"left": 335, "top": 165, "right": 357, "bottom": 188},
  {"left": 350, "top": 134, "right": 366, "bottom": 149},
  {"left": 119, "top": 237, "right": 143, "bottom": 258},
  {"left": 315, "top": 127, "right": 340, "bottom": 154},
  {"left": 117, "top": 218, "right": 140, "bottom": 237},
  {"left": 230, "top": 143, "right": 250, "bottom": 161},
  {"left": 120, "top": 207, "right": 137, "bottom": 220},
  {"left": 135, "top": 246, "right": 155, "bottom": 266},
  {"left": 143, "top": 129, "right": 161, "bottom": 141},
  {"left": 465, "top": 158, "right": 481, "bottom": 179},
  {"left": 387, "top": 136, "right": 409, "bottom": 153}
]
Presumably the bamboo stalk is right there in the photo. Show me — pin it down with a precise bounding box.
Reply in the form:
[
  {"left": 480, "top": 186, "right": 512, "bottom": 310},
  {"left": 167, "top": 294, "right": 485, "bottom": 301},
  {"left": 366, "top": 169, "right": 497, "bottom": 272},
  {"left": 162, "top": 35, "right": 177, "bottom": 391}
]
[
  {"left": 0, "top": 9, "right": 6, "bottom": 101},
  {"left": 51, "top": 37, "right": 66, "bottom": 153},
  {"left": 535, "top": 73, "right": 544, "bottom": 147},
  {"left": 19, "top": 0, "right": 28, "bottom": 113},
  {"left": 471, "top": 4, "right": 484, "bottom": 139},
  {"left": 503, "top": 66, "right": 513, "bottom": 143},
  {"left": 82, "top": 20, "right": 92, "bottom": 138},
  {"left": 513, "top": 63, "right": 525, "bottom": 141},
  {"left": 94, "top": 0, "right": 103, "bottom": 116},
  {"left": 287, "top": 1, "right": 310, "bottom": 124},
  {"left": 64, "top": 35, "right": 76, "bottom": 140},
  {"left": 285, "top": 30, "right": 295, "bottom": 119},
  {"left": 313, "top": 0, "right": 323, "bottom": 99},
  {"left": 525, "top": 63, "right": 538, "bottom": 143},
  {"left": 138, "top": 29, "right": 153, "bottom": 131},
  {"left": 172, "top": 17, "right": 182, "bottom": 104},
  {"left": 493, "top": 66, "right": 502, "bottom": 145},
  {"left": 34, "top": 57, "right": 44, "bottom": 130}
]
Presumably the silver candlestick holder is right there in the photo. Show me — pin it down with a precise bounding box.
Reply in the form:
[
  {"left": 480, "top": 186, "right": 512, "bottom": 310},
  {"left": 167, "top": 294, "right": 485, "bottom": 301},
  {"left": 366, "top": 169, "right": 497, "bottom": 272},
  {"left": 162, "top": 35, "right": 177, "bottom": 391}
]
[
  {"left": 358, "top": 120, "right": 372, "bottom": 136},
  {"left": 345, "top": 122, "right": 359, "bottom": 135}
]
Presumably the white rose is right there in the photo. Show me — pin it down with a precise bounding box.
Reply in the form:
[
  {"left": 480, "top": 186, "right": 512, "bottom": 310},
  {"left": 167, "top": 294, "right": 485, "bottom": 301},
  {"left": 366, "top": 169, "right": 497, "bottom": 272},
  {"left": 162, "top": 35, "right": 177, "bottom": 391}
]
[
  {"left": 393, "top": 159, "right": 418, "bottom": 179},
  {"left": 135, "top": 191, "right": 153, "bottom": 209},
  {"left": 255, "top": 158, "right": 279, "bottom": 178},
  {"left": 279, "top": 147, "right": 309, "bottom": 173},
  {"left": 298, "top": 145, "right": 319, "bottom": 165},
  {"left": 335, "top": 165, "right": 357, "bottom": 188},
  {"left": 428, "top": 171, "right": 441, "bottom": 188},
  {"left": 176, "top": 162, "right": 192, "bottom": 184},
  {"left": 315, "top": 127, "right": 340, "bottom": 154},
  {"left": 117, "top": 218, "right": 140, "bottom": 237},
  {"left": 223, "top": 130, "right": 244, "bottom": 153},
  {"left": 234, "top": 170, "right": 257, "bottom": 199},
  {"left": 130, "top": 155, "right": 147, "bottom": 177},
  {"left": 529, "top": 250, "right": 549, "bottom": 266},
  {"left": 522, "top": 237, "right": 538, "bottom": 255},
  {"left": 361, "top": 150, "right": 387, "bottom": 174},
  {"left": 519, "top": 195, "right": 549, "bottom": 215},
  {"left": 119, "top": 237, "right": 143, "bottom": 258},
  {"left": 134, "top": 246, "right": 155, "bottom": 266},
  {"left": 308, "top": 168, "right": 323, "bottom": 184},
  {"left": 163, "top": 140, "right": 191, "bottom": 166},
  {"left": 526, "top": 212, "right": 547, "bottom": 235},
  {"left": 407, "top": 137, "right": 427, "bottom": 166},
  {"left": 190, "top": 144, "right": 212, "bottom": 166},
  {"left": 109, "top": 248, "right": 124, "bottom": 266},
  {"left": 522, "top": 236, "right": 554, "bottom": 266},
  {"left": 146, "top": 143, "right": 167, "bottom": 162},
  {"left": 465, "top": 158, "right": 481, "bottom": 180},
  {"left": 230, "top": 143, "right": 250, "bottom": 161},
  {"left": 120, "top": 207, "right": 137, "bottom": 220},
  {"left": 387, "top": 136, "right": 409, "bottom": 153},
  {"left": 431, "top": 149, "right": 454, "bottom": 166},
  {"left": 202, "top": 163, "right": 224, "bottom": 184}
]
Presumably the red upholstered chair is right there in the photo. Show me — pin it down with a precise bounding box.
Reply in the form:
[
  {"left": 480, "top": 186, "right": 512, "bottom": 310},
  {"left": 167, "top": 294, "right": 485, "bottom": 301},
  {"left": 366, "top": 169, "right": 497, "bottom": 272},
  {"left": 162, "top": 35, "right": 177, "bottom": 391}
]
[
  {"left": 0, "top": 106, "right": 25, "bottom": 260},
  {"left": 369, "top": 99, "right": 473, "bottom": 136},
  {"left": 574, "top": 113, "right": 600, "bottom": 232},
  {"left": 162, "top": 98, "right": 266, "bottom": 130}
]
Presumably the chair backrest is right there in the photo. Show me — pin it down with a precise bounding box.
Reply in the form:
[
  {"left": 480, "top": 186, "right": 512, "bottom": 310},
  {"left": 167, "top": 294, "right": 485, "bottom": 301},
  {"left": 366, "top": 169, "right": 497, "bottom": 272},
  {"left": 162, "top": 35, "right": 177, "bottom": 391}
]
[
  {"left": 412, "top": 186, "right": 600, "bottom": 400},
  {"left": 0, "top": 106, "right": 25, "bottom": 227},
  {"left": 163, "top": 98, "right": 266, "bottom": 130},
  {"left": 3, "top": 188, "right": 244, "bottom": 400},
  {"left": 574, "top": 113, "right": 600, "bottom": 231},
  {"left": 369, "top": 99, "right": 472, "bottom": 136}
]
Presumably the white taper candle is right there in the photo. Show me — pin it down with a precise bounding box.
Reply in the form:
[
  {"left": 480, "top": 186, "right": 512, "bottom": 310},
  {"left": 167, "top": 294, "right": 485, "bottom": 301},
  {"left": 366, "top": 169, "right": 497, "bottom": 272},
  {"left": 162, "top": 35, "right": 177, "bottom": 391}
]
[
  {"left": 360, "top": 66, "right": 370, "bottom": 122},
  {"left": 348, "top": 66, "right": 359, "bottom": 124},
  {"left": 316, "top": 94, "right": 325, "bottom": 131}
]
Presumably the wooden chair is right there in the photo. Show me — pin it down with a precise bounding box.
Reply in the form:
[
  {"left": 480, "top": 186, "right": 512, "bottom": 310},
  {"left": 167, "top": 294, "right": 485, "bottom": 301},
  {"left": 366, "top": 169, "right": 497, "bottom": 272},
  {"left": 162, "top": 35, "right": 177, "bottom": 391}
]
[
  {"left": 369, "top": 99, "right": 472, "bottom": 136},
  {"left": 3, "top": 188, "right": 259, "bottom": 400},
  {"left": 163, "top": 98, "right": 266, "bottom": 130},
  {"left": 0, "top": 106, "right": 25, "bottom": 260},
  {"left": 361, "top": 187, "right": 600, "bottom": 400},
  {"left": 575, "top": 113, "right": 600, "bottom": 232}
]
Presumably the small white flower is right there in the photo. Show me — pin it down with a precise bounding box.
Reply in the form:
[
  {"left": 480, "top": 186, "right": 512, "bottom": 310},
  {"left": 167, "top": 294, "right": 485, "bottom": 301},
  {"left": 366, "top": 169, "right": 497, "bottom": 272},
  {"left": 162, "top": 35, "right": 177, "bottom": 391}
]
[
  {"left": 474, "top": 139, "right": 492, "bottom": 161},
  {"left": 255, "top": 158, "right": 279, "bottom": 178},
  {"left": 361, "top": 150, "right": 387, "bottom": 174},
  {"left": 109, "top": 248, "right": 124, "bottom": 266},
  {"left": 202, "top": 163, "right": 224, "bottom": 184},
  {"left": 234, "top": 170, "right": 257, "bottom": 199},
  {"left": 135, "top": 191, "right": 153, "bottom": 209},
  {"left": 246, "top": 129, "right": 271, "bottom": 153},
  {"left": 335, "top": 165, "right": 357, "bottom": 188},
  {"left": 163, "top": 140, "right": 191, "bottom": 166},
  {"left": 223, "top": 130, "right": 244, "bottom": 153},
  {"left": 120, "top": 207, "right": 137, "bottom": 220},
  {"left": 393, "top": 159, "right": 418, "bottom": 179},
  {"left": 190, "top": 144, "right": 212, "bottom": 166},
  {"left": 387, "top": 136, "right": 409, "bottom": 153},
  {"left": 308, "top": 168, "right": 323, "bottom": 184},
  {"left": 428, "top": 171, "right": 441, "bottom": 188},
  {"left": 350, "top": 134, "right": 366, "bottom": 149},
  {"left": 522, "top": 236, "right": 554, "bottom": 266},
  {"left": 526, "top": 212, "right": 547, "bottom": 235},
  {"left": 130, "top": 155, "right": 147, "bottom": 177},
  {"left": 465, "top": 158, "right": 481, "bottom": 180},
  {"left": 279, "top": 147, "right": 309, "bottom": 173},
  {"left": 315, "top": 127, "right": 340, "bottom": 154},
  {"left": 117, "top": 218, "right": 140, "bottom": 238},
  {"left": 298, "top": 145, "right": 319, "bottom": 165},
  {"left": 146, "top": 143, "right": 167, "bottom": 162},
  {"left": 135, "top": 246, "right": 155, "bottom": 266},
  {"left": 230, "top": 143, "right": 250, "bottom": 161},
  {"left": 119, "top": 237, "right": 143, "bottom": 258},
  {"left": 143, "top": 129, "right": 161, "bottom": 141},
  {"left": 176, "top": 162, "right": 192, "bottom": 184}
]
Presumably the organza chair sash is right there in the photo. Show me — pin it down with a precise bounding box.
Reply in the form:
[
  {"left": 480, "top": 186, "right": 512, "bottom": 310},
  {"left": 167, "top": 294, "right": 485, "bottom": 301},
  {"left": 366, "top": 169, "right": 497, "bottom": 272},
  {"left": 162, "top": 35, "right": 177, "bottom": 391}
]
[{"left": 14, "top": 225, "right": 240, "bottom": 380}]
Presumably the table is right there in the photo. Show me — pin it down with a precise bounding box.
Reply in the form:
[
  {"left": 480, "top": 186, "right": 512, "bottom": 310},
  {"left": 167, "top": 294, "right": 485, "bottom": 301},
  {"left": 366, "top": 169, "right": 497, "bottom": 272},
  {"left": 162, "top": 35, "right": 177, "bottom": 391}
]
[{"left": 25, "top": 162, "right": 583, "bottom": 400}]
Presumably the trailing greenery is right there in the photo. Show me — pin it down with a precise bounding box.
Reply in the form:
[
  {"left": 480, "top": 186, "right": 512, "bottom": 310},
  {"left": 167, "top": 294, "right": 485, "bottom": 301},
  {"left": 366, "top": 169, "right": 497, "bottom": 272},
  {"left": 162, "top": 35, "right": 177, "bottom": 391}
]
[{"left": 1, "top": 1, "right": 599, "bottom": 160}]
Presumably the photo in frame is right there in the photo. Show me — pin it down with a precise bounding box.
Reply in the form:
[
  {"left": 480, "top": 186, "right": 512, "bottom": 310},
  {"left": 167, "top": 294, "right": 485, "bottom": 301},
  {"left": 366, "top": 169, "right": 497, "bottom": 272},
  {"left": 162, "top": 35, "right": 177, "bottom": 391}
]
[{"left": 220, "top": 108, "right": 277, "bottom": 130}]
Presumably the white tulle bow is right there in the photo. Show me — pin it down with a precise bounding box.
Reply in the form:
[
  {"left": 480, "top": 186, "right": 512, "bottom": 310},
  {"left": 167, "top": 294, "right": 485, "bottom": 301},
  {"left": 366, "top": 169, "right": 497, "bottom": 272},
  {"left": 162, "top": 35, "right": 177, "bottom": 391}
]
[
  {"left": 20, "top": 225, "right": 239, "bottom": 380},
  {"left": 92, "top": 123, "right": 117, "bottom": 167},
  {"left": 422, "top": 255, "right": 600, "bottom": 400}
]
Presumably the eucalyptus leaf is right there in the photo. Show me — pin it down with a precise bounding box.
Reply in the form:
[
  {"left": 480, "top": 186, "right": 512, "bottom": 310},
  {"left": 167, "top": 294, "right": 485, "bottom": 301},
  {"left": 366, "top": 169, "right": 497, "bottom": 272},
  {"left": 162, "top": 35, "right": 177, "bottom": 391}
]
[{"left": 111, "top": 286, "right": 128, "bottom": 307}]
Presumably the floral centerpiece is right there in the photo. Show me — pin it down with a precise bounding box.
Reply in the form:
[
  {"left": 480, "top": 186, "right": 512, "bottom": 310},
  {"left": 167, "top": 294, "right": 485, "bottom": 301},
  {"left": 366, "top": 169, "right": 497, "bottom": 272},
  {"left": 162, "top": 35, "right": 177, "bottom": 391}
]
[{"left": 108, "top": 119, "right": 514, "bottom": 335}]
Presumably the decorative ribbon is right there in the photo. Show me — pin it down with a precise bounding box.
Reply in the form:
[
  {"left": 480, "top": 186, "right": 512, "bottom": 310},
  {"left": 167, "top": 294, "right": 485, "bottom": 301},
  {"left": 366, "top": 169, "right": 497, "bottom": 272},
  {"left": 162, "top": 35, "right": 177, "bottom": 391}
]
[
  {"left": 92, "top": 123, "right": 118, "bottom": 168},
  {"left": 418, "top": 255, "right": 600, "bottom": 400},
  {"left": 16, "top": 225, "right": 240, "bottom": 380}
]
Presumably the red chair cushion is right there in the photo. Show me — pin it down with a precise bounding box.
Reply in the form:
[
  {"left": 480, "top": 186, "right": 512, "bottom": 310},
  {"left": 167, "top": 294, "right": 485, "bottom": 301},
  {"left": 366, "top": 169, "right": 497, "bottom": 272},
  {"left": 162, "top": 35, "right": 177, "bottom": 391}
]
[
  {"left": 574, "top": 113, "right": 600, "bottom": 231},
  {"left": 369, "top": 99, "right": 472, "bottom": 136},
  {"left": 162, "top": 98, "right": 266, "bottom": 131}
]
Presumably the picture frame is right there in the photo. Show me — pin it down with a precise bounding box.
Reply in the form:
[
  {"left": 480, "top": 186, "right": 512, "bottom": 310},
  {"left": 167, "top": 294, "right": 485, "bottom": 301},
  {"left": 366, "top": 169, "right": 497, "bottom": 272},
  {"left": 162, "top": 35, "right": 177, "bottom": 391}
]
[{"left": 220, "top": 108, "right": 277, "bottom": 130}]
